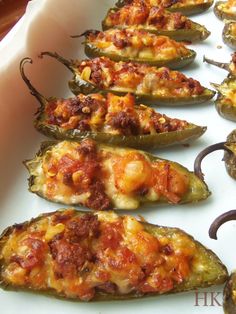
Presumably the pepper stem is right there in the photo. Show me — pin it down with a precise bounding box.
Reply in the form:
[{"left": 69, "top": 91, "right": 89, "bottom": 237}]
[
  {"left": 39, "top": 51, "right": 75, "bottom": 73},
  {"left": 71, "top": 30, "right": 100, "bottom": 38},
  {"left": 20, "top": 58, "right": 47, "bottom": 106},
  {"left": 210, "top": 82, "right": 221, "bottom": 91},
  {"left": 115, "top": 0, "right": 130, "bottom": 7},
  {"left": 203, "top": 56, "right": 230, "bottom": 72},
  {"left": 209, "top": 210, "right": 236, "bottom": 239},
  {"left": 194, "top": 142, "right": 232, "bottom": 180}
]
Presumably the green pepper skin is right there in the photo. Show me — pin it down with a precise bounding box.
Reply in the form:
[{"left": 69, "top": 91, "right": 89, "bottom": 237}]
[
  {"left": 115, "top": 0, "right": 214, "bottom": 16},
  {"left": 214, "top": 1, "right": 236, "bottom": 21},
  {"left": 102, "top": 9, "right": 210, "bottom": 42},
  {"left": 167, "top": 0, "right": 214, "bottom": 15},
  {"left": 69, "top": 77, "right": 215, "bottom": 107},
  {"left": 0, "top": 209, "right": 228, "bottom": 301},
  {"left": 223, "top": 272, "right": 236, "bottom": 314},
  {"left": 223, "top": 22, "right": 236, "bottom": 50},
  {"left": 84, "top": 42, "right": 196, "bottom": 70},
  {"left": 36, "top": 108, "right": 207, "bottom": 150},
  {"left": 214, "top": 77, "right": 236, "bottom": 122},
  {"left": 224, "top": 130, "right": 236, "bottom": 180},
  {"left": 24, "top": 140, "right": 211, "bottom": 209}
]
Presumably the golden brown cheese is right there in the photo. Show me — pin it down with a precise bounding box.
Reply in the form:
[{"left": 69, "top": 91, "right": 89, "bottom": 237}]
[
  {"left": 77, "top": 57, "right": 204, "bottom": 97},
  {"left": 86, "top": 29, "right": 190, "bottom": 61},
  {"left": 104, "top": 5, "right": 191, "bottom": 31},
  {"left": 132, "top": 0, "right": 210, "bottom": 9},
  {"left": 217, "top": 79, "right": 236, "bottom": 107},
  {"left": 45, "top": 93, "right": 188, "bottom": 135},
  {"left": 217, "top": 0, "right": 236, "bottom": 14},
  {"left": 228, "top": 22, "right": 236, "bottom": 36},
  {"left": 28, "top": 139, "right": 191, "bottom": 210},
  {"left": 0, "top": 210, "right": 199, "bottom": 301}
]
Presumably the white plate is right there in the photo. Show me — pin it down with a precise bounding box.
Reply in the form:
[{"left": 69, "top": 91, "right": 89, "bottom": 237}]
[{"left": 0, "top": 1, "right": 235, "bottom": 313}]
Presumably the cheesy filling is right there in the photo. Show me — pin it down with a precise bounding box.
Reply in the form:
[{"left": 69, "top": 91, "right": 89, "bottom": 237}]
[
  {"left": 217, "top": 0, "right": 236, "bottom": 14},
  {"left": 217, "top": 80, "right": 236, "bottom": 107},
  {"left": 0, "top": 209, "right": 203, "bottom": 301},
  {"left": 77, "top": 57, "right": 205, "bottom": 97},
  {"left": 87, "top": 29, "right": 191, "bottom": 61},
  {"left": 228, "top": 22, "right": 236, "bottom": 37},
  {"left": 104, "top": 6, "right": 192, "bottom": 31},
  {"left": 44, "top": 92, "right": 189, "bottom": 135},
  {"left": 142, "top": 0, "right": 211, "bottom": 8},
  {"left": 27, "top": 140, "right": 190, "bottom": 210}
]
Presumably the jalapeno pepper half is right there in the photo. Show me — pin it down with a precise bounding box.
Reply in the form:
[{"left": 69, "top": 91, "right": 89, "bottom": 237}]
[
  {"left": 102, "top": 5, "right": 210, "bottom": 42},
  {"left": 204, "top": 54, "right": 236, "bottom": 121},
  {"left": 194, "top": 129, "right": 236, "bottom": 181},
  {"left": 20, "top": 58, "right": 206, "bottom": 150},
  {"left": 40, "top": 52, "right": 215, "bottom": 106},
  {"left": 24, "top": 139, "right": 210, "bottom": 211},
  {"left": 76, "top": 29, "right": 196, "bottom": 69},
  {"left": 0, "top": 209, "right": 227, "bottom": 301},
  {"left": 115, "top": 0, "right": 214, "bottom": 16}
]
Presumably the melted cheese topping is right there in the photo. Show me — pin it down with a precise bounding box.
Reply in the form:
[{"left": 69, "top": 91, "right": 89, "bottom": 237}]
[
  {"left": 44, "top": 93, "right": 189, "bottom": 135},
  {"left": 104, "top": 5, "right": 191, "bottom": 31},
  {"left": 27, "top": 140, "right": 190, "bottom": 210},
  {"left": 143, "top": 0, "right": 211, "bottom": 8},
  {"left": 230, "top": 22, "right": 236, "bottom": 35},
  {"left": 217, "top": 0, "right": 236, "bottom": 14},
  {"left": 0, "top": 209, "right": 201, "bottom": 300},
  {"left": 77, "top": 57, "right": 205, "bottom": 97},
  {"left": 87, "top": 29, "right": 191, "bottom": 61}
]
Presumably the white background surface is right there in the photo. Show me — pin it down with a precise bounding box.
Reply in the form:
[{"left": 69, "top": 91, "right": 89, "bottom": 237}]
[{"left": 0, "top": 0, "right": 236, "bottom": 313}]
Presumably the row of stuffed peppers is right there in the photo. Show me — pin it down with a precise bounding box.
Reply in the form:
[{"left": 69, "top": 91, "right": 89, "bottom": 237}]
[
  {"left": 102, "top": 3, "right": 210, "bottom": 42},
  {"left": 74, "top": 0, "right": 213, "bottom": 68}
]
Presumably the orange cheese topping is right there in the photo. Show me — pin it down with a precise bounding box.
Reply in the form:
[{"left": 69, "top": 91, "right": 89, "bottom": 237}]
[
  {"left": 45, "top": 93, "right": 188, "bottom": 135},
  {"left": 0, "top": 210, "right": 197, "bottom": 301},
  {"left": 125, "top": 0, "right": 210, "bottom": 9},
  {"left": 28, "top": 139, "right": 190, "bottom": 210},
  {"left": 86, "top": 29, "right": 190, "bottom": 61},
  {"left": 217, "top": 0, "right": 236, "bottom": 13},
  {"left": 77, "top": 57, "right": 204, "bottom": 97},
  {"left": 105, "top": 5, "right": 191, "bottom": 30}
]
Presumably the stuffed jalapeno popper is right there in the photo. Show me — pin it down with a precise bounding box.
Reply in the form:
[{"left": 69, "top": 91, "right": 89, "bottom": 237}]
[
  {"left": 115, "top": 0, "right": 214, "bottom": 16},
  {"left": 0, "top": 209, "right": 228, "bottom": 301},
  {"left": 78, "top": 29, "right": 196, "bottom": 69},
  {"left": 21, "top": 58, "right": 206, "bottom": 150},
  {"left": 204, "top": 53, "right": 236, "bottom": 122},
  {"left": 102, "top": 4, "right": 210, "bottom": 42},
  {"left": 24, "top": 139, "right": 210, "bottom": 210},
  {"left": 40, "top": 52, "right": 215, "bottom": 106}
]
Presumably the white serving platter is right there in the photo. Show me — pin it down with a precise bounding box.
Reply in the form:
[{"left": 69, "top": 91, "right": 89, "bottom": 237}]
[{"left": 0, "top": 1, "right": 236, "bottom": 313}]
